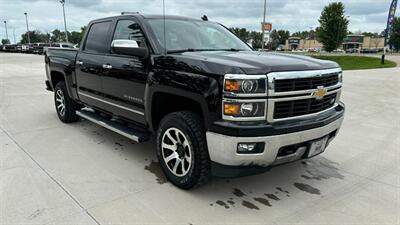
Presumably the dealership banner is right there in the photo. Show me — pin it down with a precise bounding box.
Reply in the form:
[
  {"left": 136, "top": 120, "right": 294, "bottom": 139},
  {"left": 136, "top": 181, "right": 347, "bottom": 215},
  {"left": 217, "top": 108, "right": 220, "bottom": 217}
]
[{"left": 385, "top": 0, "right": 398, "bottom": 46}]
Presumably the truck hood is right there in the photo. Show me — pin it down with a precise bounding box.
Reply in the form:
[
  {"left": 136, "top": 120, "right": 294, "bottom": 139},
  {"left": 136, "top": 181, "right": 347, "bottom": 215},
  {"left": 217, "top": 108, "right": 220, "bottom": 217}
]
[{"left": 158, "top": 51, "right": 340, "bottom": 76}]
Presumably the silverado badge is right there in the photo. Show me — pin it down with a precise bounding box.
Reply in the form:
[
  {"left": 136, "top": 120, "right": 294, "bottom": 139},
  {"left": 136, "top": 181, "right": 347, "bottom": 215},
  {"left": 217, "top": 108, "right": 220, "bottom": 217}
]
[{"left": 312, "top": 86, "right": 328, "bottom": 100}]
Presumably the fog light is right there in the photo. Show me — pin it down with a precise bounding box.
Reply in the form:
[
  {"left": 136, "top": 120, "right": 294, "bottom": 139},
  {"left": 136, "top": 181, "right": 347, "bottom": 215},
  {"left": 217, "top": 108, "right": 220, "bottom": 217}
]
[{"left": 237, "top": 142, "right": 265, "bottom": 154}]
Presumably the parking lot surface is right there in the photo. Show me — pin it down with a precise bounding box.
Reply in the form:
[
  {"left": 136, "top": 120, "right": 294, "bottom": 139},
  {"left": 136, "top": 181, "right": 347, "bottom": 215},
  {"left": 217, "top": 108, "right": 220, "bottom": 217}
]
[{"left": 0, "top": 53, "right": 399, "bottom": 225}]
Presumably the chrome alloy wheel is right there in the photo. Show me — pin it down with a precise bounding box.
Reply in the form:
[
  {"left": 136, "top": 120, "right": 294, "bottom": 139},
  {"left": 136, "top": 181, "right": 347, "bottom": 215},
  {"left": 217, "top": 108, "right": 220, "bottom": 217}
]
[
  {"left": 55, "top": 89, "right": 66, "bottom": 117},
  {"left": 161, "top": 128, "right": 192, "bottom": 177}
]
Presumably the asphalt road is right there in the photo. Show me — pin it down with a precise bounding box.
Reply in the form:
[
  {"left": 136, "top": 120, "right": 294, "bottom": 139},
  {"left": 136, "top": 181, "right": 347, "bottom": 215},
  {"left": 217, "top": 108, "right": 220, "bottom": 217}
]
[{"left": 0, "top": 53, "right": 399, "bottom": 225}]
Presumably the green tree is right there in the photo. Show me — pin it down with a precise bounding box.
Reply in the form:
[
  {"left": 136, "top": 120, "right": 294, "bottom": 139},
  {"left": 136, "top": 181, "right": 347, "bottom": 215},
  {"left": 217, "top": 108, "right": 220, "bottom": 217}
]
[
  {"left": 69, "top": 26, "right": 87, "bottom": 44},
  {"left": 317, "top": 2, "right": 349, "bottom": 52},
  {"left": 230, "top": 27, "right": 250, "bottom": 42},
  {"left": 51, "top": 29, "right": 66, "bottom": 42},
  {"left": 21, "top": 30, "right": 49, "bottom": 44},
  {"left": 389, "top": 17, "right": 400, "bottom": 51},
  {"left": 248, "top": 31, "right": 263, "bottom": 49},
  {"left": 1, "top": 39, "right": 10, "bottom": 45},
  {"left": 270, "top": 29, "right": 290, "bottom": 49}
]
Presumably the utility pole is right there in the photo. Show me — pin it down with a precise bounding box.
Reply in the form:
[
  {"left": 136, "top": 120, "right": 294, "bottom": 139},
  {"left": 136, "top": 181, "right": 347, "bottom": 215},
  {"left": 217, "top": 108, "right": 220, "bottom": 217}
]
[
  {"left": 4, "top": 21, "right": 9, "bottom": 43},
  {"left": 24, "top": 12, "right": 31, "bottom": 44},
  {"left": 261, "top": 0, "right": 267, "bottom": 50},
  {"left": 309, "top": 27, "right": 313, "bottom": 50},
  {"left": 60, "top": 0, "right": 69, "bottom": 43},
  {"left": 13, "top": 28, "right": 16, "bottom": 44}
]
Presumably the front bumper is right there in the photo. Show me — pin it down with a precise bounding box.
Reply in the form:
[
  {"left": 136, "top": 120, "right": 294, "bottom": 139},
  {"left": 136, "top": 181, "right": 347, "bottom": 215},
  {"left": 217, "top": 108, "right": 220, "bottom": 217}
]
[{"left": 206, "top": 114, "right": 343, "bottom": 168}]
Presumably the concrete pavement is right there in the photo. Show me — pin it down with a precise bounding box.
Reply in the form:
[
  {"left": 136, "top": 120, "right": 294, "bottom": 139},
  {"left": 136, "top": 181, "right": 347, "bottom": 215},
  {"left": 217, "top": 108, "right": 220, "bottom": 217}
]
[{"left": 0, "top": 53, "right": 399, "bottom": 225}]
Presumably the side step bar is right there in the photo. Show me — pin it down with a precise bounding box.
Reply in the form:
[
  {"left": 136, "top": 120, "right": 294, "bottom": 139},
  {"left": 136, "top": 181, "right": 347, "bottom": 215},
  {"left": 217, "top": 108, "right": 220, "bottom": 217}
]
[{"left": 76, "top": 110, "right": 149, "bottom": 143}]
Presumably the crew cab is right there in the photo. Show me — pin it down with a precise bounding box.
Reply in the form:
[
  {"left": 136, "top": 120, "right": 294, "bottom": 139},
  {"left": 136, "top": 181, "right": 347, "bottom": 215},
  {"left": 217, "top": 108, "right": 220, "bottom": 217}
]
[{"left": 45, "top": 13, "right": 345, "bottom": 189}]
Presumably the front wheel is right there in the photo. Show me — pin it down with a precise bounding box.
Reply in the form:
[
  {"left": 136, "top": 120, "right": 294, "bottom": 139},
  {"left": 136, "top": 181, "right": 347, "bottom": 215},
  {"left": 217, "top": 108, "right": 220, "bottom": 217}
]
[
  {"left": 54, "top": 82, "right": 80, "bottom": 123},
  {"left": 156, "top": 111, "right": 211, "bottom": 189}
]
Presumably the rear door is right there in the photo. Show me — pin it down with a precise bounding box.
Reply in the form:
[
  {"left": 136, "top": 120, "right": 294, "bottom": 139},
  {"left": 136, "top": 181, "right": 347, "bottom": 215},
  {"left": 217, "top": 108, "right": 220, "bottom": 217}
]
[
  {"left": 100, "top": 19, "right": 150, "bottom": 124},
  {"left": 76, "top": 20, "right": 112, "bottom": 109}
]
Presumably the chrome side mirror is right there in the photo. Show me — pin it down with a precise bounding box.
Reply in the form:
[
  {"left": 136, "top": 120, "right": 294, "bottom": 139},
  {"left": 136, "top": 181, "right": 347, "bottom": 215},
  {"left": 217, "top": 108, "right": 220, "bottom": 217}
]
[{"left": 111, "top": 39, "right": 148, "bottom": 58}]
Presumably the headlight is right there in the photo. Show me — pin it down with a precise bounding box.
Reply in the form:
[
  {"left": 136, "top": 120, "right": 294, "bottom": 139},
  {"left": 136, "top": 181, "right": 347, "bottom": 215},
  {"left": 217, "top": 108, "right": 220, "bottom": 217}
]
[
  {"left": 224, "top": 75, "right": 266, "bottom": 95},
  {"left": 223, "top": 101, "right": 265, "bottom": 119},
  {"left": 338, "top": 72, "right": 343, "bottom": 83}
]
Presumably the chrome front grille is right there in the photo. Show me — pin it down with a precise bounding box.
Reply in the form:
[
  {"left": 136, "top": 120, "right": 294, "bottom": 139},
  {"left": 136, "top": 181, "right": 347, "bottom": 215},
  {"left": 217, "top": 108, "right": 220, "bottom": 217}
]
[
  {"left": 274, "top": 72, "right": 339, "bottom": 92},
  {"left": 266, "top": 68, "right": 342, "bottom": 122},
  {"left": 274, "top": 93, "right": 337, "bottom": 119}
]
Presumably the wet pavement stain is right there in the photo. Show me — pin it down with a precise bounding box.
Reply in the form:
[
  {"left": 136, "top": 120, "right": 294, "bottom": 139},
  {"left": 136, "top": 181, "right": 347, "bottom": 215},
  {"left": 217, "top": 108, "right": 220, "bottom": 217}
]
[
  {"left": 115, "top": 142, "right": 124, "bottom": 147},
  {"left": 254, "top": 197, "right": 272, "bottom": 207},
  {"left": 233, "top": 188, "right": 246, "bottom": 197},
  {"left": 265, "top": 193, "right": 280, "bottom": 201},
  {"left": 276, "top": 187, "right": 290, "bottom": 194},
  {"left": 294, "top": 182, "right": 321, "bottom": 195},
  {"left": 28, "top": 208, "right": 45, "bottom": 220},
  {"left": 216, "top": 200, "right": 230, "bottom": 209},
  {"left": 242, "top": 200, "right": 260, "bottom": 210},
  {"left": 301, "top": 158, "right": 344, "bottom": 181},
  {"left": 227, "top": 200, "right": 235, "bottom": 206},
  {"left": 144, "top": 161, "right": 167, "bottom": 184}
]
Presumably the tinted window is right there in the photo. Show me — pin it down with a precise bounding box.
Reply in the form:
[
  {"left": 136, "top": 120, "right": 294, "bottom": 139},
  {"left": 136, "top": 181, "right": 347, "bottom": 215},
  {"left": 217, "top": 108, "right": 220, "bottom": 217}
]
[
  {"left": 113, "top": 20, "right": 147, "bottom": 48},
  {"left": 85, "top": 21, "right": 112, "bottom": 53},
  {"left": 147, "top": 19, "right": 251, "bottom": 52}
]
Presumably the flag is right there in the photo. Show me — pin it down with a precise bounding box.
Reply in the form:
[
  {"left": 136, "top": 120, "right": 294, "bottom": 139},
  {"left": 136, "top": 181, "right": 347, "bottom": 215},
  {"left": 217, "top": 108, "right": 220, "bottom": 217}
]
[{"left": 385, "top": 0, "right": 398, "bottom": 46}]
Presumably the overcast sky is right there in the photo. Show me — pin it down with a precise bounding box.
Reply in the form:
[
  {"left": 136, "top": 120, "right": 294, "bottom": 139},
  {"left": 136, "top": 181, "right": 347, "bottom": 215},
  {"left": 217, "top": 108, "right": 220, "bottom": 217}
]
[{"left": 0, "top": 0, "right": 397, "bottom": 43}]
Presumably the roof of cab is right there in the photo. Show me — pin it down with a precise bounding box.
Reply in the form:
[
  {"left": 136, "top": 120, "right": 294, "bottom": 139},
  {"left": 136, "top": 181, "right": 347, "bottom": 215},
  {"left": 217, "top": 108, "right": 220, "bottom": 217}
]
[{"left": 89, "top": 14, "right": 203, "bottom": 23}]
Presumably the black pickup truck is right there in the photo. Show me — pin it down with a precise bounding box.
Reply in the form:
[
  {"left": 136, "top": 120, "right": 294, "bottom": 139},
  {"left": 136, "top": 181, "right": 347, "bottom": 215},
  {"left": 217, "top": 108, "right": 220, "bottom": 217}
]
[{"left": 45, "top": 13, "right": 345, "bottom": 189}]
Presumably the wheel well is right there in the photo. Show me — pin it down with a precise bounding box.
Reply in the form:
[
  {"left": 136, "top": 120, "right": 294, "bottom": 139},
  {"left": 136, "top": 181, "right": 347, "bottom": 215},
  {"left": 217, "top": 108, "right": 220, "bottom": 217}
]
[
  {"left": 151, "top": 92, "right": 203, "bottom": 130},
  {"left": 50, "top": 71, "right": 65, "bottom": 88}
]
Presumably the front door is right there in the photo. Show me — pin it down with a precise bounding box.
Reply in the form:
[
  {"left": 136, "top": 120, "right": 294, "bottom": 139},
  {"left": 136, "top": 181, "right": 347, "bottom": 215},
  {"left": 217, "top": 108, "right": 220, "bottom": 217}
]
[{"left": 101, "top": 19, "right": 149, "bottom": 124}]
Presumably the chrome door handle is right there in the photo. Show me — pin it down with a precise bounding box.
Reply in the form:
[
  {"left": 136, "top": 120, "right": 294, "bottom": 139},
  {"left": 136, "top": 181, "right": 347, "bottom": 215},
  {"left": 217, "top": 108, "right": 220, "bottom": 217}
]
[
  {"left": 76, "top": 60, "right": 84, "bottom": 65},
  {"left": 102, "top": 64, "right": 113, "bottom": 69}
]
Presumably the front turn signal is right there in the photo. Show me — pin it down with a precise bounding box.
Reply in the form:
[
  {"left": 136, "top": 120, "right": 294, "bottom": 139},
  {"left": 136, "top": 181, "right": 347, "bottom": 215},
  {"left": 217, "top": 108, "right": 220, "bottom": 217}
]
[{"left": 224, "top": 103, "right": 240, "bottom": 116}]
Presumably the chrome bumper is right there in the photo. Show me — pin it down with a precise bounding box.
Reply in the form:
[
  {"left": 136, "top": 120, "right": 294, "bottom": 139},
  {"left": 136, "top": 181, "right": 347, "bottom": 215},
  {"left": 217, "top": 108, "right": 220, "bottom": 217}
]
[{"left": 206, "top": 116, "right": 344, "bottom": 167}]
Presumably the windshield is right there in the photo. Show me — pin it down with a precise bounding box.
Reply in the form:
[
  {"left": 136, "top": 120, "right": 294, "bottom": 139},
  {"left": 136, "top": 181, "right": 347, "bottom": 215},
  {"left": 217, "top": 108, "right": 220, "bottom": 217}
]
[{"left": 146, "top": 19, "right": 252, "bottom": 53}]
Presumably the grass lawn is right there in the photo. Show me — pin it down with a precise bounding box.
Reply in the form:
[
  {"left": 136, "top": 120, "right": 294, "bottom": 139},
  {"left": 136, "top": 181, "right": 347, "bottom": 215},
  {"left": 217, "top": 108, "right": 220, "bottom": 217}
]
[{"left": 311, "top": 55, "right": 397, "bottom": 70}]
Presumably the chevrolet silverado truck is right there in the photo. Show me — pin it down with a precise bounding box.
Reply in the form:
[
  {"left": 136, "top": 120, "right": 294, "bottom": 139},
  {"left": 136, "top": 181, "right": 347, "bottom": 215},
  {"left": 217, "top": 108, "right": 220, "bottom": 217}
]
[{"left": 45, "top": 13, "right": 345, "bottom": 189}]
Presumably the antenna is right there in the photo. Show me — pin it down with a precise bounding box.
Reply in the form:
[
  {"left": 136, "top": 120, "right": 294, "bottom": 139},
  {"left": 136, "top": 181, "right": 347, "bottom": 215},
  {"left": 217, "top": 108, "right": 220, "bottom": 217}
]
[{"left": 163, "top": 0, "right": 167, "bottom": 55}]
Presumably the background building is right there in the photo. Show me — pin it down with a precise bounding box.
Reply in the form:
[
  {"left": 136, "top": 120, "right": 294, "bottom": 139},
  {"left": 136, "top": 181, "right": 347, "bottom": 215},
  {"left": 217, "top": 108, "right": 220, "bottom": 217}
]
[{"left": 285, "top": 35, "right": 384, "bottom": 51}]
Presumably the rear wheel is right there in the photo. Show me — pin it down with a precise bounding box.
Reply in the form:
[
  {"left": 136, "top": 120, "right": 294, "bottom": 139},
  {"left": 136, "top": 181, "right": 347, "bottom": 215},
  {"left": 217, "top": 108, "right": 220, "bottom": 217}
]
[
  {"left": 54, "top": 82, "right": 80, "bottom": 123},
  {"left": 156, "top": 111, "right": 211, "bottom": 189}
]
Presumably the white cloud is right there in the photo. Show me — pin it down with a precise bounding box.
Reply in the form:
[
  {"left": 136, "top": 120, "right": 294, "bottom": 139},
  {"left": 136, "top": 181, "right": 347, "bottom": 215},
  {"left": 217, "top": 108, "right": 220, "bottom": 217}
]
[{"left": 0, "top": 0, "right": 397, "bottom": 43}]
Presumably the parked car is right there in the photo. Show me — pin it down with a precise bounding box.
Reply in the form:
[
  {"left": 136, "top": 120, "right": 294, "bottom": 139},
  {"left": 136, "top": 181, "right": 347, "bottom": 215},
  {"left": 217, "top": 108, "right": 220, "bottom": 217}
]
[
  {"left": 44, "top": 42, "right": 76, "bottom": 54},
  {"left": 45, "top": 14, "right": 345, "bottom": 189},
  {"left": 332, "top": 49, "right": 345, "bottom": 54},
  {"left": 345, "top": 48, "right": 359, "bottom": 54},
  {"left": 360, "top": 48, "right": 378, "bottom": 54},
  {"left": 3, "top": 44, "right": 17, "bottom": 52},
  {"left": 22, "top": 44, "right": 35, "bottom": 53},
  {"left": 33, "top": 43, "right": 51, "bottom": 54}
]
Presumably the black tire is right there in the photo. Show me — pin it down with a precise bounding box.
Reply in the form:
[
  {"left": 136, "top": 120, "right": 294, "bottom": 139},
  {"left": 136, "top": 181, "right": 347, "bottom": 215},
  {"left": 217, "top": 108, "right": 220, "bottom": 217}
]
[
  {"left": 54, "top": 81, "right": 80, "bottom": 123},
  {"left": 156, "top": 111, "right": 211, "bottom": 189}
]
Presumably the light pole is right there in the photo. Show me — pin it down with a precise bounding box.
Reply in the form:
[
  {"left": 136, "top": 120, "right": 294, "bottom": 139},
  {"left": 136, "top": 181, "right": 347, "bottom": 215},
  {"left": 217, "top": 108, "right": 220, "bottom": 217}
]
[
  {"left": 60, "top": 0, "right": 69, "bottom": 43},
  {"left": 13, "top": 28, "right": 16, "bottom": 44},
  {"left": 309, "top": 27, "right": 313, "bottom": 50},
  {"left": 4, "top": 21, "right": 9, "bottom": 43},
  {"left": 24, "top": 12, "right": 31, "bottom": 44},
  {"left": 261, "top": 0, "right": 267, "bottom": 50}
]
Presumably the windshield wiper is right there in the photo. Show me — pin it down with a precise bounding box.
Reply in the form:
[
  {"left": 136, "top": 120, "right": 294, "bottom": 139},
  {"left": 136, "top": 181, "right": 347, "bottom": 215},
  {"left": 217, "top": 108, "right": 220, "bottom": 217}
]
[
  {"left": 214, "top": 48, "right": 246, "bottom": 52},
  {"left": 167, "top": 48, "right": 246, "bottom": 54},
  {"left": 167, "top": 49, "right": 203, "bottom": 54}
]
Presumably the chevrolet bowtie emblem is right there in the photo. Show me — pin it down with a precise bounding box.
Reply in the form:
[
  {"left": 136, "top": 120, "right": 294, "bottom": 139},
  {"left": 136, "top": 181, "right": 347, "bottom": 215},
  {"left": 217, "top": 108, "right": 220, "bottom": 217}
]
[{"left": 312, "top": 86, "right": 328, "bottom": 100}]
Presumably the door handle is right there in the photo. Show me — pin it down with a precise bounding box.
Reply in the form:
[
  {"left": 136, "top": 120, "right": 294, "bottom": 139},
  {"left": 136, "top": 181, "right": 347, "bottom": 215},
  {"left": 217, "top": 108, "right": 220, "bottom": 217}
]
[
  {"left": 76, "top": 60, "right": 84, "bottom": 65},
  {"left": 102, "top": 64, "right": 113, "bottom": 69}
]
